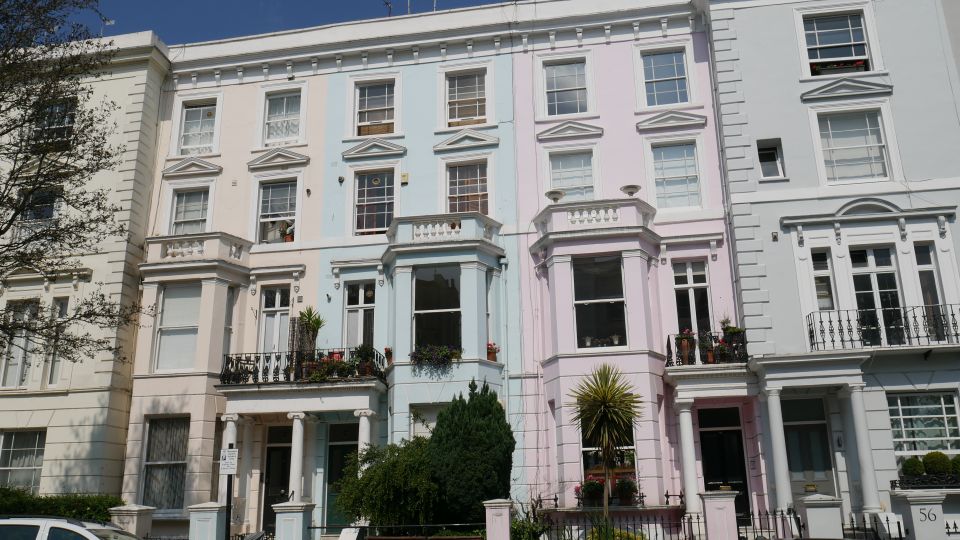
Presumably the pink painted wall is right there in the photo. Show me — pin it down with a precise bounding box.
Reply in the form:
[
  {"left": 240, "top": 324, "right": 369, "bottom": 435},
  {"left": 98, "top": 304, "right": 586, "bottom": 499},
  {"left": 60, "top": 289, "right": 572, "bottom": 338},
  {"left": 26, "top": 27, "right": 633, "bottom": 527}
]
[{"left": 511, "top": 29, "right": 741, "bottom": 507}]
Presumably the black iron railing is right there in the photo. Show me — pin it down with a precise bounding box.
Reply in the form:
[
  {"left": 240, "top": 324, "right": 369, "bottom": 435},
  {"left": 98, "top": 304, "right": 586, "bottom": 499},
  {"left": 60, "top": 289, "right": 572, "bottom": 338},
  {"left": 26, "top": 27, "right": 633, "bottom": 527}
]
[
  {"left": 219, "top": 347, "right": 386, "bottom": 385},
  {"left": 738, "top": 510, "right": 804, "bottom": 539},
  {"left": 665, "top": 331, "right": 748, "bottom": 366},
  {"left": 545, "top": 511, "right": 702, "bottom": 540},
  {"left": 842, "top": 512, "right": 906, "bottom": 540},
  {"left": 807, "top": 304, "right": 960, "bottom": 351},
  {"left": 891, "top": 474, "right": 960, "bottom": 490}
]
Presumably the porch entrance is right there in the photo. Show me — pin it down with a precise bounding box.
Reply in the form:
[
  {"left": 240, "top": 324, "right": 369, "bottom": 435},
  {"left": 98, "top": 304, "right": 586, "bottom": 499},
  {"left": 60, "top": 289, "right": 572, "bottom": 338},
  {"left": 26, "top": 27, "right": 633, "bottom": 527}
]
[
  {"left": 783, "top": 398, "right": 836, "bottom": 499},
  {"left": 697, "top": 407, "right": 750, "bottom": 516},
  {"left": 261, "top": 426, "right": 292, "bottom": 535},
  {"left": 325, "top": 423, "right": 359, "bottom": 530}
]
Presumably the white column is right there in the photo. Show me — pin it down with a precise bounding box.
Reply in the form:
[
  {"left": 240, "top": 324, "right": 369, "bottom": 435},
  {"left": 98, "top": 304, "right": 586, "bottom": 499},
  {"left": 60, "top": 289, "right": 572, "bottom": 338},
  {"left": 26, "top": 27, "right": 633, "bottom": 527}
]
[
  {"left": 287, "top": 412, "right": 306, "bottom": 503},
  {"left": 676, "top": 399, "right": 701, "bottom": 514},
  {"left": 848, "top": 383, "right": 881, "bottom": 512},
  {"left": 764, "top": 388, "right": 793, "bottom": 511},
  {"left": 238, "top": 418, "right": 254, "bottom": 526},
  {"left": 302, "top": 417, "right": 317, "bottom": 502},
  {"left": 219, "top": 414, "right": 238, "bottom": 504},
  {"left": 355, "top": 409, "right": 376, "bottom": 452}
]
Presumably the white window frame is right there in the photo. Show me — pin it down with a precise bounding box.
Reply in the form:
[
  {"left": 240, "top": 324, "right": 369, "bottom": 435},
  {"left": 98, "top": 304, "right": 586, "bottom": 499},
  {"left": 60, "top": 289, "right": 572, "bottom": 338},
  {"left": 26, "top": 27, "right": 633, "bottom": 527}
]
[
  {"left": 437, "top": 152, "right": 495, "bottom": 218},
  {"left": 344, "top": 281, "right": 376, "bottom": 349},
  {"left": 354, "top": 168, "right": 398, "bottom": 236},
  {"left": 412, "top": 265, "right": 463, "bottom": 350},
  {"left": 572, "top": 255, "right": 628, "bottom": 352},
  {"left": 258, "top": 285, "right": 292, "bottom": 354},
  {"left": 436, "top": 61, "right": 495, "bottom": 132},
  {"left": 672, "top": 260, "right": 712, "bottom": 336},
  {"left": 0, "top": 430, "right": 46, "bottom": 494},
  {"left": 1, "top": 299, "right": 40, "bottom": 389},
  {"left": 757, "top": 140, "right": 787, "bottom": 181},
  {"left": 140, "top": 415, "right": 190, "bottom": 512},
  {"left": 248, "top": 170, "right": 304, "bottom": 253},
  {"left": 793, "top": 2, "right": 884, "bottom": 80},
  {"left": 643, "top": 132, "right": 706, "bottom": 213},
  {"left": 345, "top": 72, "right": 402, "bottom": 140},
  {"left": 888, "top": 392, "right": 960, "bottom": 458},
  {"left": 169, "top": 91, "right": 223, "bottom": 157},
  {"left": 256, "top": 80, "right": 308, "bottom": 149},
  {"left": 160, "top": 177, "right": 217, "bottom": 236},
  {"left": 344, "top": 161, "right": 401, "bottom": 242},
  {"left": 47, "top": 296, "right": 69, "bottom": 387},
  {"left": 534, "top": 51, "right": 596, "bottom": 122},
  {"left": 542, "top": 141, "right": 601, "bottom": 203},
  {"left": 632, "top": 39, "right": 697, "bottom": 112},
  {"left": 153, "top": 283, "right": 201, "bottom": 373},
  {"left": 807, "top": 99, "right": 902, "bottom": 186},
  {"left": 811, "top": 249, "right": 838, "bottom": 311}
]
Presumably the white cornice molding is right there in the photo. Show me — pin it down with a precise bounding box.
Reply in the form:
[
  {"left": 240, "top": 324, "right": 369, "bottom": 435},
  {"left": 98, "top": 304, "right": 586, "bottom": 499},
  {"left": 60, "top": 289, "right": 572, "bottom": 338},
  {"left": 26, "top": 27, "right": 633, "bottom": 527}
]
[
  {"left": 536, "top": 120, "right": 604, "bottom": 142},
  {"left": 635, "top": 110, "right": 707, "bottom": 131},
  {"left": 161, "top": 157, "right": 223, "bottom": 178},
  {"left": 433, "top": 129, "right": 500, "bottom": 152},
  {"left": 342, "top": 138, "right": 407, "bottom": 160},
  {"left": 247, "top": 148, "right": 310, "bottom": 170},
  {"left": 800, "top": 77, "right": 893, "bottom": 102}
]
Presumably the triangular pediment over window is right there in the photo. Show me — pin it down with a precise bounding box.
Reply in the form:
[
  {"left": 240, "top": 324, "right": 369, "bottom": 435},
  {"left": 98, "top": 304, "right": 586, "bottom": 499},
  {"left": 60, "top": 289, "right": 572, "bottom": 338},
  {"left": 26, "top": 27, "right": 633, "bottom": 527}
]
[
  {"left": 162, "top": 157, "right": 222, "bottom": 178},
  {"left": 247, "top": 148, "right": 310, "bottom": 171},
  {"left": 433, "top": 129, "right": 500, "bottom": 152},
  {"left": 536, "top": 121, "right": 604, "bottom": 142},
  {"left": 800, "top": 78, "right": 893, "bottom": 101},
  {"left": 341, "top": 138, "right": 407, "bottom": 160},
  {"left": 635, "top": 111, "right": 707, "bottom": 132}
]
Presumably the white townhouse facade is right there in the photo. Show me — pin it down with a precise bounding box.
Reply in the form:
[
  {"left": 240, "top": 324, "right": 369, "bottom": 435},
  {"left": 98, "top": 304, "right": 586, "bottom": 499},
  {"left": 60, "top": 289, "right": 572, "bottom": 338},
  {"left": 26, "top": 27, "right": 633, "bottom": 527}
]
[
  {"left": 696, "top": 0, "right": 960, "bottom": 522},
  {"left": 0, "top": 33, "right": 169, "bottom": 496}
]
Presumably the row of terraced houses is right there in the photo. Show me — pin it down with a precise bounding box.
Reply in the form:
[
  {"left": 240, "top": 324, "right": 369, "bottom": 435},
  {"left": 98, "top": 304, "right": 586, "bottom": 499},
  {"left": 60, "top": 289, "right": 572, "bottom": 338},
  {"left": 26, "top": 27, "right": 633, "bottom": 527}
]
[{"left": 4, "top": 0, "right": 960, "bottom": 538}]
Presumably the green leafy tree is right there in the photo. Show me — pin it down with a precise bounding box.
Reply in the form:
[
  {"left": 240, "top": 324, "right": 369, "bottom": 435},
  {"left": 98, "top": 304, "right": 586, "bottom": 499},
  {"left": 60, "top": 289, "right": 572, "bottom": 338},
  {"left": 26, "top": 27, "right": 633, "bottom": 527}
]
[
  {"left": 429, "top": 380, "right": 515, "bottom": 523},
  {"left": 569, "top": 364, "right": 642, "bottom": 518},
  {"left": 335, "top": 437, "right": 438, "bottom": 525}
]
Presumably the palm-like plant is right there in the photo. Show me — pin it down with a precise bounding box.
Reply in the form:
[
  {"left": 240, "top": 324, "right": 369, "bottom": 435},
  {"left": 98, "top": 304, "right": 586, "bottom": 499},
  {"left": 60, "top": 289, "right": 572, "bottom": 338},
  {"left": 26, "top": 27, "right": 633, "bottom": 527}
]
[
  {"left": 569, "top": 364, "right": 642, "bottom": 517},
  {"left": 298, "top": 307, "right": 325, "bottom": 349}
]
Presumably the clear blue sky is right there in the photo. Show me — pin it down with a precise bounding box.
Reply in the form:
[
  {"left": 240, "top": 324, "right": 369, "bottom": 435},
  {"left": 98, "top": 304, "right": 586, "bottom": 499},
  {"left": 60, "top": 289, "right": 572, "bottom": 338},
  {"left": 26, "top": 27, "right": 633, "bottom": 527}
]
[{"left": 90, "top": 0, "right": 509, "bottom": 44}]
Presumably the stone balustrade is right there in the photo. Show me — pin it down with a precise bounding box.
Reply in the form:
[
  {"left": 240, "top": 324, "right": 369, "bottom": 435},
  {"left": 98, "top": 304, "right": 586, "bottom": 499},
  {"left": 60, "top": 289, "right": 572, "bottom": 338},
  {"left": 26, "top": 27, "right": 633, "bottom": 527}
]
[
  {"left": 387, "top": 212, "right": 501, "bottom": 246},
  {"left": 145, "top": 231, "right": 253, "bottom": 265}
]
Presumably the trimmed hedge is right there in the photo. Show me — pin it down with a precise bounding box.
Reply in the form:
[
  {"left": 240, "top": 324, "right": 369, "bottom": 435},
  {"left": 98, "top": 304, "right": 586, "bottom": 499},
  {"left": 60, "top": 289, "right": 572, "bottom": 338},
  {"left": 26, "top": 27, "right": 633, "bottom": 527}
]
[
  {"left": 0, "top": 487, "right": 123, "bottom": 522},
  {"left": 923, "top": 451, "right": 952, "bottom": 475},
  {"left": 901, "top": 456, "right": 925, "bottom": 476}
]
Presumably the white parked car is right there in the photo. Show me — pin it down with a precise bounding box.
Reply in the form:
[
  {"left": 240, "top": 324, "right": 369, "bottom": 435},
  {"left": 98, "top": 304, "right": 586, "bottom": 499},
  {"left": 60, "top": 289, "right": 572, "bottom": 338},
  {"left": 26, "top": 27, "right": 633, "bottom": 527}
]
[{"left": 0, "top": 517, "right": 141, "bottom": 540}]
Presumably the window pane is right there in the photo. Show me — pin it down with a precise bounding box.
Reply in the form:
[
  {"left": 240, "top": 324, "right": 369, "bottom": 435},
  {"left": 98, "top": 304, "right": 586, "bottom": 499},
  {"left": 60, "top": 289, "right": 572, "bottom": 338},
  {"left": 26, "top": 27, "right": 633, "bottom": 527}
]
[
  {"left": 49, "top": 529, "right": 87, "bottom": 540},
  {"left": 575, "top": 302, "right": 627, "bottom": 348},
  {"left": 448, "top": 72, "right": 486, "bottom": 121},
  {"left": 161, "top": 285, "right": 201, "bottom": 327},
  {"left": 414, "top": 312, "right": 462, "bottom": 348},
  {"left": 758, "top": 147, "right": 781, "bottom": 177},
  {"left": 550, "top": 152, "right": 594, "bottom": 201},
  {"left": 815, "top": 276, "right": 836, "bottom": 310},
  {"left": 355, "top": 171, "right": 395, "bottom": 233},
  {"left": 0, "top": 525, "right": 40, "bottom": 540},
  {"left": 573, "top": 256, "right": 623, "bottom": 301},
  {"left": 545, "top": 61, "right": 587, "bottom": 115},
  {"left": 448, "top": 162, "right": 488, "bottom": 214},
  {"left": 414, "top": 267, "right": 460, "bottom": 310},
  {"left": 654, "top": 143, "right": 700, "bottom": 208},
  {"left": 156, "top": 329, "right": 197, "bottom": 370},
  {"left": 643, "top": 51, "right": 688, "bottom": 106},
  {"left": 819, "top": 111, "right": 887, "bottom": 182},
  {"left": 173, "top": 190, "right": 208, "bottom": 234},
  {"left": 143, "top": 418, "right": 189, "bottom": 510}
]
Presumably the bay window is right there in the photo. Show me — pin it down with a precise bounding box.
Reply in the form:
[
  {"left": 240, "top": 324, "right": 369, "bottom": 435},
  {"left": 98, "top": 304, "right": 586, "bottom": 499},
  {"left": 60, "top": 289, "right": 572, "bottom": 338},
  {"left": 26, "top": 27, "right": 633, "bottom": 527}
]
[
  {"left": 155, "top": 284, "right": 200, "bottom": 371},
  {"left": 573, "top": 256, "right": 626, "bottom": 349},
  {"left": 142, "top": 417, "right": 189, "bottom": 510},
  {"left": 414, "top": 266, "right": 461, "bottom": 348},
  {"left": 582, "top": 426, "right": 635, "bottom": 478}
]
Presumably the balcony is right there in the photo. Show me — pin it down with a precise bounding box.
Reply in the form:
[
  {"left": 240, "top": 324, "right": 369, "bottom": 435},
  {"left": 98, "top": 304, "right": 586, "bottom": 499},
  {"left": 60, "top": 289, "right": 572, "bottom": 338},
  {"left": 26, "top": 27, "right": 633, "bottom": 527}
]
[
  {"left": 219, "top": 347, "right": 387, "bottom": 386},
  {"left": 530, "top": 198, "right": 658, "bottom": 253},
  {"left": 665, "top": 331, "right": 748, "bottom": 366},
  {"left": 806, "top": 305, "right": 960, "bottom": 351},
  {"left": 387, "top": 212, "right": 501, "bottom": 245},
  {"left": 144, "top": 232, "right": 252, "bottom": 265}
]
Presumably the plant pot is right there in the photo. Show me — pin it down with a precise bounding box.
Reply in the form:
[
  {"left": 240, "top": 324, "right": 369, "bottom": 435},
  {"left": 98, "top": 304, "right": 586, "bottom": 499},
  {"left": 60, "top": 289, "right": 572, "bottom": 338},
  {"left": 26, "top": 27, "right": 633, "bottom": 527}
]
[
  {"left": 487, "top": 351, "right": 498, "bottom": 362},
  {"left": 706, "top": 350, "right": 715, "bottom": 364},
  {"left": 358, "top": 360, "right": 372, "bottom": 376},
  {"left": 679, "top": 339, "right": 692, "bottom": 362},
  {"left": 583, "top": 496, "right": 603, "bottom": 508},
  {"left": 283, "top": 234, "right": 294, "bottom": 242},
  {"left": 584, "top": 337, "right": 593, "bottom": 347},
  {"left": 611, "top": 336, "right": 620, "bottom": 346}
]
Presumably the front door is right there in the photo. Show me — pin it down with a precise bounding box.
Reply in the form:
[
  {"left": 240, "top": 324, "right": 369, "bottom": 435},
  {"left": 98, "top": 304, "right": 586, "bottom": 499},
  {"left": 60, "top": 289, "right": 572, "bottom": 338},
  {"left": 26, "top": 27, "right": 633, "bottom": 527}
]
[
  {"left": 325, "top": 424, "right": 359, "bottom": 530},
  {"left": 783, "top": 398, "right": 836, "bottom": 499},
  {"left": 261, "top": 427, "right": 292, "bottom": 535},
  {"left": 698, "top": 408, "right": 750, "bottom": 517}
]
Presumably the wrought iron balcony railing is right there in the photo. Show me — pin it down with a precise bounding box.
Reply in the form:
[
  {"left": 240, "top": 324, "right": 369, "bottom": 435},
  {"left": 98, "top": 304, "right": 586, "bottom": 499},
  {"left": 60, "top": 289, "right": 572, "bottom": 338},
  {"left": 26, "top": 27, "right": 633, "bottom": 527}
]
[
  {"left": 665, "top": 331, "right": 748, "bottom": 366},
  {"left": 806, "top": 304, "right": 960, "bottom": 351},
  {"left": 219, "top": 347, "right": 387, "bottom": 386}
]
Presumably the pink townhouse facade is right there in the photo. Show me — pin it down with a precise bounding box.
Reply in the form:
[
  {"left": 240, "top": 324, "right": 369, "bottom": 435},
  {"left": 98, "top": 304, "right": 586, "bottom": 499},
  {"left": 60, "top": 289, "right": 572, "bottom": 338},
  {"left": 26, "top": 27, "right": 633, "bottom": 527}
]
[{"left": 510, "top": 1, "right": 752, "bottom": 516}]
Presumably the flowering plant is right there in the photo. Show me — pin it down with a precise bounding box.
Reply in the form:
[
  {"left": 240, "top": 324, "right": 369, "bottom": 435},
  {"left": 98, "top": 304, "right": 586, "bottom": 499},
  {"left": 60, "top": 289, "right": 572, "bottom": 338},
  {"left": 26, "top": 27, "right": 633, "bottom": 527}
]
[
  {"left": 410, "top": 345, "right": 462, "bottom": 368},
  {"left": 575, "top": 475, "right": 605, "bottom": 501},
  {"left": 487, "top": 342, "right": 501, "bottom": 354}
]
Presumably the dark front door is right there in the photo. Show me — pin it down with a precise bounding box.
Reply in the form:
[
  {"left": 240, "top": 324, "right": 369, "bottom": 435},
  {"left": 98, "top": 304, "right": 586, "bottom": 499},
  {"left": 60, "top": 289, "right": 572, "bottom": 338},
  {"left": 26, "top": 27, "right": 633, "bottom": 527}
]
[
  {"left": 262, "top": 445, "right": 291, "bottom": 534},
  {"left": 700, "top": 429, "right": 750, "bottom": 516}
]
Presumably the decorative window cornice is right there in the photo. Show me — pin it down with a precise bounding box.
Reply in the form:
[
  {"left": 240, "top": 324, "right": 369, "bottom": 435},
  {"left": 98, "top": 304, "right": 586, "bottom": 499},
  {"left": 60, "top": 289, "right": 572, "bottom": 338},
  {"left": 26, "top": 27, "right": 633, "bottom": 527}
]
[
  {"left": 247, "top": 148, "right": 310, "bottom": 170},
  {"left": 162, "top": 157, "right": 222, "bottom": 178},
  {"left": 635, "top": 110, "right": 707, "bottom": 132},
  {"left": 342, "top": 138, "right": 407, "bottom": 160},
  {"left": 800, "top": 77, "right": 893, "bottom": 102},
  {"left": 433, "top": 129, "right": 500, "bottom": 152},
  {"left": 536, "top": 120, "right": 604, "bottom": 142}
]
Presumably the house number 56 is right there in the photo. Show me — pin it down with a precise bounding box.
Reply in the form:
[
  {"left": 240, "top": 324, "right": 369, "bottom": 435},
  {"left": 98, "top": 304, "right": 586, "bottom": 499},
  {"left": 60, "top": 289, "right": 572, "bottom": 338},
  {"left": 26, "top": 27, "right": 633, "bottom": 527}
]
[{"left": 920, "top": 508, "right": 938, "bottom": 522}]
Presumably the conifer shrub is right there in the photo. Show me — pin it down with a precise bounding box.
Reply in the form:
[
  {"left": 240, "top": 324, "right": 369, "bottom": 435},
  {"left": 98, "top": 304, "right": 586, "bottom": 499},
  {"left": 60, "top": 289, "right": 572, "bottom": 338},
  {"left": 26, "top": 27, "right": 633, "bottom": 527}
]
[
  {"left": 923, "top": 451, "right": 952, "bottom": 475},
  {"left": 900, "top": 456, "right": 925, "bottom": 477}
]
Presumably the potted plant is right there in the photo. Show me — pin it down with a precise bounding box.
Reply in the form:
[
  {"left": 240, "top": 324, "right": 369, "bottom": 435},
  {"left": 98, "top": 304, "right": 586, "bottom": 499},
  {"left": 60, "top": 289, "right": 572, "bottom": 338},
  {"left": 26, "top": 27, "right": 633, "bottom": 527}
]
[
  {"left": 675, "top": 329, "right": 695, "bottom": 363},
  {"left": 410, "top": 345, "right": 462, "bottom": 369},
  {"left": 610, "top": 334, "right": 621, "bottom": 346},
  {"left": 280, "top": 220, "right": 295, "bottom": 242},
  {"left": 384, "top": 347, "right": 393, "bottom": 365},
  {"left": 584, "top": 336, "right": 593, "bottom": 348},
  {"left": 714, "top": 339, "right": 731, "bottom": 363},
  {"left": 575, "top": 477, "right": 605, "bottom": 507},
  {"left": 614, "top": 477, "right": 638, "bottom": 506},
  {"left": 486, "top": 342, "right": 500, "bottom": 362},
  {"left": 353, "top": 344, "right": 377, "bottom": 376}
]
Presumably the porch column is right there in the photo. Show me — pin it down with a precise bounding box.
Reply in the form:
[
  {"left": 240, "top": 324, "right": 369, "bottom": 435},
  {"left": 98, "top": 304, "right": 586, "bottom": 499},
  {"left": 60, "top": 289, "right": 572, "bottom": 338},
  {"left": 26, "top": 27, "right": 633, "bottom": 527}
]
[
  {"left": 288, "top": 412, "right": 305, "bottom": 503},
  {"left": 218, "top": 414, "right": 238, "bottom": 504},
  {"left": 676, "top": 399, "right": 701, "bottom": 514},
  {"left": 764, "top": 388, "right": 793, "bottom": 511},
  {"left": 847, "top": 383, "right": 881, "bottom": 512},
  {"left": 355, "top": 409, "right": 376, "bottom": 453},
  {"left": 303, "top": 416, "right": 318, "bottom": 502},
  {"left": 238, "top": 418, "right": 254, "bottom": 526}
]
